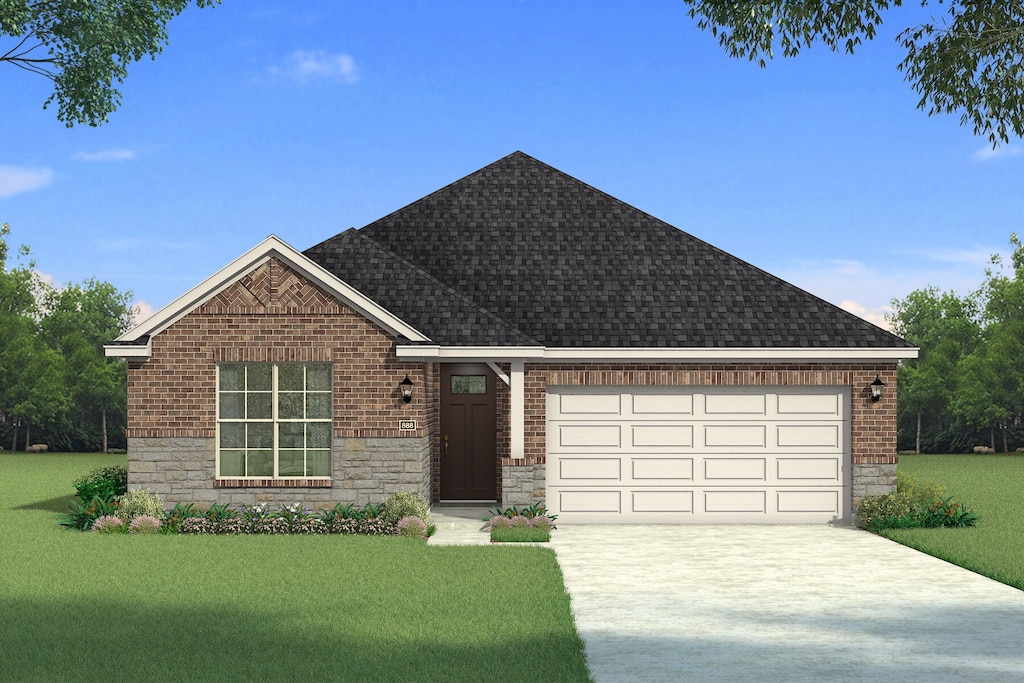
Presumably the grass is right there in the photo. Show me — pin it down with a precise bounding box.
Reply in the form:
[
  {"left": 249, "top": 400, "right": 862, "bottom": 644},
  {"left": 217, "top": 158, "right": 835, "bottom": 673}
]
[
  {"left": 0, "top": 453, "right": 591, "bottom": 682},
  {"left": 886, "top": 454, "right": 1024, "bottom": 591},
  {"left": 490, "top": 526, "right": 552, "bottom": 543}
]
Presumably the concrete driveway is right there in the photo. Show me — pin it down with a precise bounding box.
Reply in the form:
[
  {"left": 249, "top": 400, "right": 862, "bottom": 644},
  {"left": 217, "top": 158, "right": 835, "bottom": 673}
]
[{"left": 550, "top": 525, "right": 1024, "bottom": 682}]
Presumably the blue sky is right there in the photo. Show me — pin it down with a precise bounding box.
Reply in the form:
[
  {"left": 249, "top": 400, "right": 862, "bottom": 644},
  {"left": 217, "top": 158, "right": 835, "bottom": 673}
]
[{"left": 1, "top": 1, "right": 1021, "bottom": 329}]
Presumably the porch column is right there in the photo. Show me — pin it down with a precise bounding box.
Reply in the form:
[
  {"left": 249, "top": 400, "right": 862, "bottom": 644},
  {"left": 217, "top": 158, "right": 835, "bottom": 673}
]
[{"left": 510, "top": 360, "right": 525, "bottom": 460}]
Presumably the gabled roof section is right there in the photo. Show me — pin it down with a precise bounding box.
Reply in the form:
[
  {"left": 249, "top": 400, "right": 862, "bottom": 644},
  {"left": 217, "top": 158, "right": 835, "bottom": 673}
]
[
  {"left": 105, "top": 235, "right": 430, "bottom": 359},
  {"left": 344, "top": 151, "right": 914, "bottom": 350},
  {"left": 304, "top": 229, "right": 540, "bottom": 346}
]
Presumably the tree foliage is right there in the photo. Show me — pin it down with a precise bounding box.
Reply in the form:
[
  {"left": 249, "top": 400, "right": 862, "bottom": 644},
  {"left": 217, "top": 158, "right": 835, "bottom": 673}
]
[
  {"left": 683, "top": 1, "right": 1024, "bottom": 145},
  {"left": 0, "top": 224, "right": 134, "bottom": 451},
  {"left": 1, "top": 0, "right": 219, "bottom": 127},
  {"left": 889, "top": 234, "right": 1024, "bottom": 452}
]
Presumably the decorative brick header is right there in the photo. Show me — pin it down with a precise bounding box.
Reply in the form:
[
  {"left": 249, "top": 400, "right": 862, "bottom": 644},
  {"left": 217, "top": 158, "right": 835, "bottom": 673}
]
[{"left": 214, "top": 478, "right": 332, "bottom": 489}]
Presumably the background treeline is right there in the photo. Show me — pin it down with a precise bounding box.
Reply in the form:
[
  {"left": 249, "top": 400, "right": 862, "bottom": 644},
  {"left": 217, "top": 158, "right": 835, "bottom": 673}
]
[
  {"left": 0, "top": 225, "right": 134, "bottom": 452},
  {"left": 890, "top": 234, "right": 1024, "bottom": 454}
]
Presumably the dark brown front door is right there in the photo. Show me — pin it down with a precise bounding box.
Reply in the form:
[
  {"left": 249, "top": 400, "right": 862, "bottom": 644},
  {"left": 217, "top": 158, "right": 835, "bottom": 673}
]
[{"left": 440, "top": 363, "right": 497, "bottom": 501}]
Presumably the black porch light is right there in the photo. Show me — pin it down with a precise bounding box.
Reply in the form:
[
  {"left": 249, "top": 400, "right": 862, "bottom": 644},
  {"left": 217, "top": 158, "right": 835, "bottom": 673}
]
[
  {"left": 399, "top": 375, "right": 415, "bottom": 403},
  {"left": 870, "top": 375, "right": 885, "bottom": 402}
]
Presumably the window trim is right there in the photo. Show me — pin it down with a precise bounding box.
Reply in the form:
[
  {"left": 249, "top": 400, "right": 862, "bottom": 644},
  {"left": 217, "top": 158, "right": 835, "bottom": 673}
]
[{"left": 215, "top": 362, "right": 333, "bottom": 481}]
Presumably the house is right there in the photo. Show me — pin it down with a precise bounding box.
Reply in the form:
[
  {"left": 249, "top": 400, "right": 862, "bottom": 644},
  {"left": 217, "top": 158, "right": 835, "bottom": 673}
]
[{"left": 105, "top": 152, "right": 917, "bottom": 523}]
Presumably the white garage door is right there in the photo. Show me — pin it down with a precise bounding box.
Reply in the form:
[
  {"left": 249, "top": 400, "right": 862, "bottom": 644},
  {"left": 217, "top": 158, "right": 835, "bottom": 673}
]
[{"left": 547, "top": 386, "right": 851, "bottom": 524}]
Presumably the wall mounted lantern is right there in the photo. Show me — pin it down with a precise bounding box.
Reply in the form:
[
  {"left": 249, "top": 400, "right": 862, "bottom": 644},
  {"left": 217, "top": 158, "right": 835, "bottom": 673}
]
[
  {"left": 870, "top": 375, "right": 885, "bottom": 402},
  {"left": 399, "top": 375, "right": 415, "bottom": 403}
]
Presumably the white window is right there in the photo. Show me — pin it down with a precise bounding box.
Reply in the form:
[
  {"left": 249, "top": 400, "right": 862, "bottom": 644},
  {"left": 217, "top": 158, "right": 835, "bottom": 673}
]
[{"left": 217, "top": 363, "right": 332, "bottom": 478}]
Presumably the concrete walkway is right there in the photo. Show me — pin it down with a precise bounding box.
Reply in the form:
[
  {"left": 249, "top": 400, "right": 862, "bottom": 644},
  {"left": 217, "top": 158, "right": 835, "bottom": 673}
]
[{"left": 550, "top": 525, "right": 1024, "bottom": 682}]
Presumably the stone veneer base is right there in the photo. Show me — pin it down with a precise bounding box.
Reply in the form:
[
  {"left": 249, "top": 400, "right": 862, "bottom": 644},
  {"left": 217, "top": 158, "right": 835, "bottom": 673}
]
[{"left": 128, "top": 435, "right": 431, "bottom": 508}]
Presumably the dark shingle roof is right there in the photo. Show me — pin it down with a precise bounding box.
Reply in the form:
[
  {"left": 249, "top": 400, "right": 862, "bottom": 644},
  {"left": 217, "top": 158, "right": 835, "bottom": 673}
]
[{"left": 307, "top": 152, "right": 913, "bottom": 349}]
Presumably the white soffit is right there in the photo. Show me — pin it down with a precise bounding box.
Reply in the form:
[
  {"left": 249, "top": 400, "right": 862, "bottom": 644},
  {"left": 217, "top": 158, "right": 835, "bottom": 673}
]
[
  {"left": 106, "top": 235, "right": 429, "bottom": 358},
  {"left": 396, "top": 345, "right": 918, "bottom": 362}
]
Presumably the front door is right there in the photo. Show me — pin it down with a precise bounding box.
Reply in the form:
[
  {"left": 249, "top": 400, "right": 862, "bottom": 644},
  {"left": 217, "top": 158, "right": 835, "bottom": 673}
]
[{"left": 440, "top": 363, "right": 497, "bottom": 501}]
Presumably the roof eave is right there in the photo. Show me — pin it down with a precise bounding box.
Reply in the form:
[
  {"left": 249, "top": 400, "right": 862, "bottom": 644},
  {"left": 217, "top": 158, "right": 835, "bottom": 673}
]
[{"left": 397, "top": 345, "right": 919, "bottom": 362}]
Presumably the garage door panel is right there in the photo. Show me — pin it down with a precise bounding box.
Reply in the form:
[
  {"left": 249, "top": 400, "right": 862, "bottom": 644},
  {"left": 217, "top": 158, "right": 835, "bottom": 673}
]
[
  {"left": 559, "top": 457, "right": 621, "bottom": 481},
  {"left": 703, "top": 490, "right": 767, "bottom": 513},
  {"left": 777, "top": 424, "right": 840, "bottom": 449},
  {"left": 776, "top": 392, "right": 841, "bottom": 416},
  {"left": 704, "top": 424, "right": 767, "bottom": 448},
  {"left": 776, "top": 457, "right": 840, "bottom": 481},
  {"left": 558, "top": 489, "right": 620, "bottom": 513},
  {"left": 704, "top": 393, "right": 767, "bottom": 415},
  {"left": 557, "top": 424, "right": 620, "bottom": 448},
  {"left": 704, "top": 457, "right": 767, "bottom": 481},
  {"left": 557, "top": 393, "right": 622, "bottom": 416},
  {"left": 632, "top": 457, "right": 694, "bottom": 480},
  {"left": 632, "top": 393, "right": 693, "bottom": 415},
  {"left": 631, "top": 424, "right": 693, "bottom": 447},
  {"left": 776, "top": 490, "right": 840, "bottom": 513},
  {"left": 632, "top": 490, "right": 694, "bottom": 513}
]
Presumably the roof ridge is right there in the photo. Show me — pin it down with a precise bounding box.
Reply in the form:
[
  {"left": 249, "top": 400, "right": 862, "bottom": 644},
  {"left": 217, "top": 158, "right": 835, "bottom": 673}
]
[{"left": 351, "top": 229, "right": 541, "bottom": 346}]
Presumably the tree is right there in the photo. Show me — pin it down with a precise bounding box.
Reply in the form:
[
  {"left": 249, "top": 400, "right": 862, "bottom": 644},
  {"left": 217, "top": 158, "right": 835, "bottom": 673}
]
[
  {"left": 1, "top": 0, "right": 219, "bottom": 127},
  {"left": 683, "top": 1, "right": 1024, "bottom": 145},
  {"left": 41, "top": 279, "right": 134, "bottom": 451},
  {"left": 888, "top": 286, "right": 979, "bottom": 452}
]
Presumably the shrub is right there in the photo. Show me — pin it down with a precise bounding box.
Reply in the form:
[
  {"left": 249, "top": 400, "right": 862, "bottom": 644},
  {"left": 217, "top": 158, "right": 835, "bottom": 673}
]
[
  {"left": 488, "top": 515, "right": 511, "bottom": 529},
  {"left": 509, "top": 515, "right": 531, "bottom": 528},
  {"left": 381, "top": 491, "right": 431, "bottom": 526},
  {"left": 530, "top": 515, "right": 555, "bottom": 531},
  {"left": 60, "top": 496, "right": 120, "bottom": 531},
  {"left": 128, "top": 516, "right": 162, "bottom": 534},
  {"left": 179, "top": 517, "right": 216, "bottom": 534},
  {"left": 163, "top": 503, "right": 202, "bottom": 534},
  {"left": 72, "top": 466, "right": 127, "bottom": 502},
  {"left": 396, "top": 516, "right": 427, "bottom": 538},
  {"left": 898, "top": 471, "right": 947, "bottom": 507},
  {"left": 116, "top": 488, "right": 165, "bottom": 524},
  {"left": 486, "top": 502, "right": 557, "bottom": 522},
  {"left": 91, "top": 515, "right": 126, "bottom": 533},
  {"left": 857, "top": 488, "right": 978, "bottom": 532}
]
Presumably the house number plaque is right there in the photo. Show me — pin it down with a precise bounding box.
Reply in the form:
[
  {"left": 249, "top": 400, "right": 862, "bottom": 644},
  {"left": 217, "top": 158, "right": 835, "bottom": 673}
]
[{"left": 398, "top": 420, "right": 416, "bottom": 431}]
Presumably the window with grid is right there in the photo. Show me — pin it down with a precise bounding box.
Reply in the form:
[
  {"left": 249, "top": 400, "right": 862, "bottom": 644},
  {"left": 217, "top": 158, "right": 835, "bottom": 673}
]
[{"left": 217, "top": 363, "right": 332, "bottom": 478}]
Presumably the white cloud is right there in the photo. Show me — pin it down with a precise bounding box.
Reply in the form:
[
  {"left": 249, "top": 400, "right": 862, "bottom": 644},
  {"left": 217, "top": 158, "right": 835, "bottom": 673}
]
[
  {"left": 132, "top": 300, "right": 156, "bottom": 325},
  {"left": 0, "top": 165, "right": 53, "bottom": 199},
  {"left": 972, "top": 144, "right": 1021, "bottom": 162},
  {"left": 839, "top": 300, "right": 893, "bottom": 331},
  {"left": 268, "top": 50, "right": 359, "bottom": 84},
  {"left": 74, "top": 149, "right": 137, "bottom": 162}
]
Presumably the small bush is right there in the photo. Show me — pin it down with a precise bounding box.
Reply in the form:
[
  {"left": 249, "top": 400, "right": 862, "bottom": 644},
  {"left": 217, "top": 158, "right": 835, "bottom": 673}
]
[
  {"left": 396, "top": 516, "right": 428, "bottom": 538},
  {"left": 509, "top": 515, "right": 531, "bottom": 528},
  {"left": 128, "top": 516, "right": 162, "bottom": 534},
  {"left": 530, "top": 515, "right": 555, "bottom": 531},
  {"left": 381, "top": 491, "right": 431, "bottom": 526},
  {"left": 91, "top": 515, "right": 126, "bottom": 533},
  {"left": 72, "top": 466, "right": 128, "bottom": 502},
  {"left": 898, "top": 471, "right": 946, "bottom": 507},
  {"left": 488, "top": 515, "right": 511, "bottom": 529},
  {"left": 116, "top": 488, "right": 165, "bottom": 524},
  {"left": 486, "top": 502, "right": 557, "bottom": 522},
  {"left": 60, "top": 496, "right": 120, "bottom": 531},
  {"left": 857, "top": 488, "right": 978, "bottom": 532}
]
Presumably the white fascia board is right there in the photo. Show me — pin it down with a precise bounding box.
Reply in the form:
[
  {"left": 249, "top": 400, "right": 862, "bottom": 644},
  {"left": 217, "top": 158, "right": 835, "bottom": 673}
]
[
  {"left": 539, "top": 347, "right": 919, "bottom": 361},
  {"left": 112, "top": 235, "right": 430, "bottom": 345},
  {"left": 395, "top": 345, "right": 545, "bottom": 361},
  {"left": 103, "top": 341, "right": 152, "bottom": 359},
  {"left": 397, "top": 345, "right": 918, "bottom": 362}
]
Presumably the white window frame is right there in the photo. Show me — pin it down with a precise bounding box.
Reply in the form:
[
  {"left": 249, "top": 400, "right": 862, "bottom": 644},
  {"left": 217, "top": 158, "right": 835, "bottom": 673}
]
[{"left": 216, "top": 362, "right": 332, "bottom": 479}]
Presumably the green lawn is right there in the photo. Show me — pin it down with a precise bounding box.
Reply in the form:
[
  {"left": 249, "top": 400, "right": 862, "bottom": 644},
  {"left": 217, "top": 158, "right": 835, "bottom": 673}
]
[
  {"left": 0, "top": 453, "right": 591, "bottom": 682},
  {"left": 887, "top": 454, "right": 1024, "bottom": 591}
]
